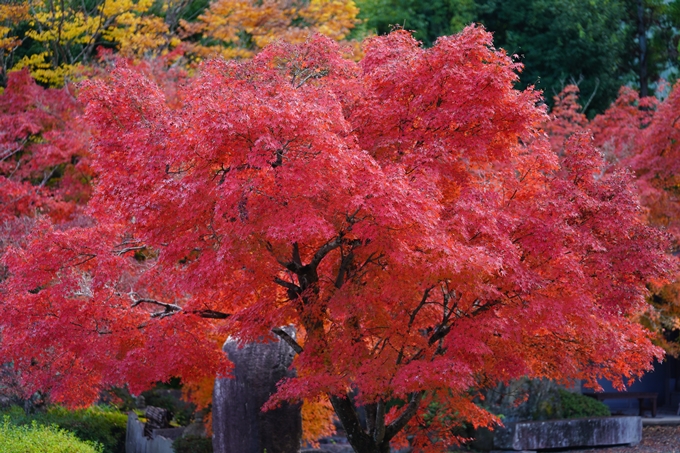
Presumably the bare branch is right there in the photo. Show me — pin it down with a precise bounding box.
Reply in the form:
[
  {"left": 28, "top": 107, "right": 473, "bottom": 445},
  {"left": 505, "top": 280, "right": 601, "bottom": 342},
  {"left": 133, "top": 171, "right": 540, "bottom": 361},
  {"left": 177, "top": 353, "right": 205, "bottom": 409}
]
[
  {"left": 582, "top": 77, "right": 600, "bottom": 114},
  {"left": 292, "top": 242, "right": 302, "bottom": 268},
  {"left": 194, "top": 309, "right": 230, "bottom": 319},
  {"left": 131, "top": 297, "right": 181, "bottom": 311},
  {"left": 397, "top": 286, "right": 434, "bottom": 365},
  {"left": 274, "top": 277, "right": 300, "bottom": 293},
  {"left": 0, "top": 140, "right": 26, "bottom": 162},
  {"left": 130, "top": 296, "right": 230, "bottom": 319},
  {"left": 131, "top": 297, "right": 183, "bottom": 318},
  {"left": 115, "top": 246, "right": 146, "bottom": 256},
  {"left": 71, "top": 253, "right": 97, "bottom": 267},
  {"left": 309, "top": 236, "right": 344, "bottom": 269},
  {"left": 272, "top": 327, "right": 303, "bottom": 354}
]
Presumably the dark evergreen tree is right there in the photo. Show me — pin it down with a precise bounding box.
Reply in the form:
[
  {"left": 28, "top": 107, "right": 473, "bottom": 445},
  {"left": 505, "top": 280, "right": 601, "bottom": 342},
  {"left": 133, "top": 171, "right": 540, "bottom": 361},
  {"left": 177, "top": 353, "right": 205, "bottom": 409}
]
[
  {"left": 355, "top": 0, "right": 476, "bottom": 46},
  {"left": 356, "top": 0, "right": 680, "bottom": 112},
  {"left": 475, "top": 0, "right": 629, "bottom": 114},
  {"left": 622, "top": 0, "right": 680, "bottom": 98}
]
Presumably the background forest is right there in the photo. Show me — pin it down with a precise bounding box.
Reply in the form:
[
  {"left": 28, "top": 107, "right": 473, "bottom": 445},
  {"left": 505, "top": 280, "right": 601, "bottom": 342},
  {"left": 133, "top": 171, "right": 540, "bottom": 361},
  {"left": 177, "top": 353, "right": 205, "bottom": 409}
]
[
  {"left": 1, "top": 1, "right": 680, "bottom": 453},
  {"left": 3, "top": 0, "right": 680, "bottom": 112},
  {"left": 357, "top": 0, "right": 680, "bottom": 113}
]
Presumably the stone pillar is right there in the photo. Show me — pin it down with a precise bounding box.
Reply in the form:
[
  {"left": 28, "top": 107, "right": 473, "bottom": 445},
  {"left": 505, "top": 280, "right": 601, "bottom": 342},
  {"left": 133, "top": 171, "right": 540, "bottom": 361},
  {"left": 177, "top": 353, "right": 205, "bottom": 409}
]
[{"left": 212, "top": 331, "right": 301, "bottom": 453}]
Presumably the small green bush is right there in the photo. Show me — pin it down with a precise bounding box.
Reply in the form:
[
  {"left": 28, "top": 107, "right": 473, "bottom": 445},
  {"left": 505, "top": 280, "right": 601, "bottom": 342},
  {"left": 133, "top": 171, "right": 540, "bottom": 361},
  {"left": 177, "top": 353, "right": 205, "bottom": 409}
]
[
  {"left": 0, "top": 418, "right": 103, "bottom": 453},
  {"left": 558, "top": 389, "right": 611, "bottom": 418},
  {"left": 1, "top": 405, "right": 127, "bottom": 453},
  {"left": 173, "top": 435, "right": 213, "bottom": 453}
]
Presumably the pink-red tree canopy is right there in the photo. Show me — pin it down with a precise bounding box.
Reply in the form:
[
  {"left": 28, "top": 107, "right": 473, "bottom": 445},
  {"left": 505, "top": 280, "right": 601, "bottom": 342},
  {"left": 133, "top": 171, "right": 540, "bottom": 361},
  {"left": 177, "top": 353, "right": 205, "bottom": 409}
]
[{"left": 0, "top": 28, "right": 673, "bottom": 452}]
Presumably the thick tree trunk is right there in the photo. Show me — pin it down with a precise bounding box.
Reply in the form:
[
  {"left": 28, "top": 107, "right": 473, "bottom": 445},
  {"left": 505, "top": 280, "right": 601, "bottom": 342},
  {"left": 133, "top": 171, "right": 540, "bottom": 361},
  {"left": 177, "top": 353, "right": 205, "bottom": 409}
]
[
  {"left": 637, "top": 0, "right": 649, "bottom": 97},
  {"left": 212, "top": 331, "right": 301, "bottom": 453},
  {"left": 329, "top": 392, "right": 422, "bottom": 453},
  {"left": 329, "top": 395, "right": 389, "bottom": 453}
]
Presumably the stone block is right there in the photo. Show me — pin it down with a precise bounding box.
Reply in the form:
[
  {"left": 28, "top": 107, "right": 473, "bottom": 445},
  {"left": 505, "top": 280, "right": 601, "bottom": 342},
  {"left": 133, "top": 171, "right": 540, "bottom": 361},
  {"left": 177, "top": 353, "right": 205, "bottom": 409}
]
[
  {"left": 126, "top": 412, "right": 179, "bottom": 453},
  {"left": 494, "top": 416, "right": 642, "bottom": 451},
  {"left": 490, "top": 451, "right": 536, "bottom": 453},
  {"left": 213, "top": 329, "right": 301, "bottom": 453}
]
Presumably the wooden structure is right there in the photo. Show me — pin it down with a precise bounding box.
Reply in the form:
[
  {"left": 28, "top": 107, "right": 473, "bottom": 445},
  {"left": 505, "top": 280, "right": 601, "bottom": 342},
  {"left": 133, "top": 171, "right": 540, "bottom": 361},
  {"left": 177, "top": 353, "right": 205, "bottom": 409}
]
[{"left": 143, "top": 406, "right": 172, "bottom": 437}]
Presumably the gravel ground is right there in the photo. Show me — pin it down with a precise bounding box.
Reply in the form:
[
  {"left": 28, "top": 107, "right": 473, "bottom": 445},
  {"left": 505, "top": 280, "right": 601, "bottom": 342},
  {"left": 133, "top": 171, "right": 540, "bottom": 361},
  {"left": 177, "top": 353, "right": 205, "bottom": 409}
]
[{"left": 559, "top": 425, "right": 680, "bottom": 453}]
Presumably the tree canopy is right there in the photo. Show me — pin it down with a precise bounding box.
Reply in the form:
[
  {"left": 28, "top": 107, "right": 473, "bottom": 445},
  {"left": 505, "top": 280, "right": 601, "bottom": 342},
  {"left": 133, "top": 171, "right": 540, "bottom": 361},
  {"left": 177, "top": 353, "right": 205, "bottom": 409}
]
[
  {"left": 475, "top": 0, "right": 629, "bottom": 114},
  {"left": 0, "top": 28, "right": 673, "bottom": 453},
  {"left": 354, "top": 0, "right": 475, "bottom": 46}
]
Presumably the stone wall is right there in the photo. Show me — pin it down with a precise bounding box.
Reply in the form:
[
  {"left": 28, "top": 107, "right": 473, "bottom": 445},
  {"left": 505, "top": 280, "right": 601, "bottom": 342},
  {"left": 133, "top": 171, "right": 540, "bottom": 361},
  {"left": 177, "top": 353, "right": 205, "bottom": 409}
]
[
  {"left": 494, "top": 416, "right": 642, "bottom": 451},
  {"left": 126, "top": 412, "right": 184, "bottom": 453},
  {"left": 213, "top": 331, "right": 302, "bottom": 453}
]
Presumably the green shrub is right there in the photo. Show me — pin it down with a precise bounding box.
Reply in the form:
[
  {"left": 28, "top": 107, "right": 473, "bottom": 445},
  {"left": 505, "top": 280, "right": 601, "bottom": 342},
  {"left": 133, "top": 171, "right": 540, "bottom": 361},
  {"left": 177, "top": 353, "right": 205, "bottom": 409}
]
[
  {"left": 0, "top": 418, "right": 103, "bottom": 453},
  {"left": 1, "top": 405, "right": 127, "bottom": 453},
  {"left": 173, "top": 435, "right": 213, "bottom": 453},
  {"left": 558, "top": 389, "right": 611, "bottom": 418}
]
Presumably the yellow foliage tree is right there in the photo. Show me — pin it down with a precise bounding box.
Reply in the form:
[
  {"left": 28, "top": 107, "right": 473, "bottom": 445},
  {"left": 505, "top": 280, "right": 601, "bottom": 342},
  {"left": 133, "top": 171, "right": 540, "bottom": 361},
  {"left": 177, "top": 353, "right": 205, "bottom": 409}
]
[
  {"left": 13, "top": 0, "right": 171, "bottom": 85},
  {"left": 180, "top": 0, "right": 359, "bottom": 60},
  {"left": 0, "top": 0, "right": 31, "bottom": 86},
  {"left": 6, "top": 0, "right": 358, "bottom": 86}
]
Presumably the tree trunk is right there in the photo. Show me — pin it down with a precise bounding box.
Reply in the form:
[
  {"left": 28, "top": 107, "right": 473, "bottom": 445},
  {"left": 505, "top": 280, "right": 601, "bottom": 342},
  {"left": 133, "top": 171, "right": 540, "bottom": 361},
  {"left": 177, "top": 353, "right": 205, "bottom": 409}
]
[
  {"left": 327, "top": 390, "right": 424, "bottom": 452},
  {"left": 637, "top": 0, "right": 649, "bottom": 97},
  {"left": 329, "top": 394, "right": 392, "bottom": 453}
]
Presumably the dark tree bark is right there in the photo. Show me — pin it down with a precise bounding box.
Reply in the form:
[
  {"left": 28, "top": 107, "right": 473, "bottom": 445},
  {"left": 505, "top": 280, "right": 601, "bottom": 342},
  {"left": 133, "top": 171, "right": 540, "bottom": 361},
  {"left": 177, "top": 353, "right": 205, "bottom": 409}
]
[{"left": 637, "top": 0, "right": 649, "bottom": 97}]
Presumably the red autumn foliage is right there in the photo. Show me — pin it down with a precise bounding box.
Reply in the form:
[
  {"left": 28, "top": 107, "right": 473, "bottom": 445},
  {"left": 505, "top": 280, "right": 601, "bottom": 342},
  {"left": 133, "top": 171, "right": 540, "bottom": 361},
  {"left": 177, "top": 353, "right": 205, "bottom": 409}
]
[
  {"left": 549, "top": 83, "right": 680, "bottom": 355},
  {"left": 0, "top": 69, "right": 94, "bottom": 401},
  {"left": 545, "top": 84, "right": 589, "bottom": 152},
  {"left": 0, "top": 69, "right": 91, "bottom": 224},
  {"left": 0, "top": 29, "right": 674, "bottom": 452}
]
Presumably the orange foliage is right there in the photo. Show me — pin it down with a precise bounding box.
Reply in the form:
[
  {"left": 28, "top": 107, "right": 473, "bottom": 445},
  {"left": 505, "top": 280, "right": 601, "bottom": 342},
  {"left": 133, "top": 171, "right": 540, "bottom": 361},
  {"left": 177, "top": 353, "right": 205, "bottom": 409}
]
[
  {"left": 7, "top": 0, "right": 359, "bottom": 85},
  {"left": 302, "top": 397, "right": 336, "bottom": 446}
]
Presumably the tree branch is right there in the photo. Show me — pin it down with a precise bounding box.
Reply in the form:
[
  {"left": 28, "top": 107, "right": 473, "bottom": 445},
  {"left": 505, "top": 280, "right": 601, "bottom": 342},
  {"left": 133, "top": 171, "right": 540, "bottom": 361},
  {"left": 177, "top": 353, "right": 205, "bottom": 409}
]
[
  {"left": 131, "top": 297, "right": 231, "bottom": 320},
  {"left": 384, "top": 391, "right": 423, "bottom": 442},
  {"left": 193, "top": 309, "right": 230, "bottom": 319},
  {"left": 292, "top": 242, "right": 302, "bottom": 268},
  {"left": 131, "top": 297, "right": 182, "bottom": 312},
  {"left": 309, "top": 235, "right": 344, "bottom": 269},
  {"left": 115, "top": 246, "right": 146, "bottom": 256},
  {"left": 428, "top": 324, "right": 451, "bottom": 346},
  {"left": 272, "top": 327, "right": 303, "bottom": 354},
  {"left": 334, "top": 249, "right": 354, "bottom": 289},
  {"left": 397, "top": 286, "right": 434, "bottom": 365},
  {"left": 329, "top": 393, "right": 375, "bottom": 451},
  {"left": 373, "top": 399, "right": 386, "bottom": 443},
  {"left": 274, "top": 277, "right": 300, "bottom": 292}
]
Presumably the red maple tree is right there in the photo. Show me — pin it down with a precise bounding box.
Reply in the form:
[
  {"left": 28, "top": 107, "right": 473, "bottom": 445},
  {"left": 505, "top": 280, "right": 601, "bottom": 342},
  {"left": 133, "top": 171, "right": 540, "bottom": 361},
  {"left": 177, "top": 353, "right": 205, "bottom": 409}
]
[
  {"left": 0, "top": 28, "right": 673, "bottom": 452},
  {"left": 585, "top": 83, "right": 680, "bottom": 355},
  {"left": 0, "top": 69, "right": 93, "bottom": 401},
  {"left": 593, "top": 86, "right": 680, "bottom": 241}
]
